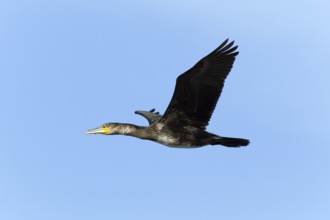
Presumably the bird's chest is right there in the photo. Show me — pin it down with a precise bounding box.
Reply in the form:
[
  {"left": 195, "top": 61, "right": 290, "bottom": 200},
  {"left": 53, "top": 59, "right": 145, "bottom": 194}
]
[
  {"left": 154, "top": 134, "right": 183, "bottom": 147},
  {"left": 148, "top": 123, "right": 198, "bottom": 148},
  {"left": 151, "top": 124, "right": 200, "bottom": 148}
]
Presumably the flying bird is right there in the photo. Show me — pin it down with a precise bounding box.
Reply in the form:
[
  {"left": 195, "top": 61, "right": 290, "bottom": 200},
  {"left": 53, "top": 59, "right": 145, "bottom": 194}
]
[{"left": 86, "top": 39, "right": 249, "bottom": 148}]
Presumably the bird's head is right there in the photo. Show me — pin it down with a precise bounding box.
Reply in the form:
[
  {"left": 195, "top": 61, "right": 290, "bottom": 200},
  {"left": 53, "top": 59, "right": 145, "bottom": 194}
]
[{"left": 85, "top": 123, "right": 113, "bottom": 135}]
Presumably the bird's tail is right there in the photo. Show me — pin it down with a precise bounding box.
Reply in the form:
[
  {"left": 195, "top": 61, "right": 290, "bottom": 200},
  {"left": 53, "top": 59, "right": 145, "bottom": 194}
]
[{"left": 211, "top": 136, "right": 250, "bottom": 147}]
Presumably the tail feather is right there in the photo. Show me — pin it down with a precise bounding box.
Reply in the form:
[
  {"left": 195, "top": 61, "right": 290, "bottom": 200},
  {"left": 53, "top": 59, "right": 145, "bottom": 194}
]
[{"left": 211, "top": 136, "right": 250, "bottom": 147}]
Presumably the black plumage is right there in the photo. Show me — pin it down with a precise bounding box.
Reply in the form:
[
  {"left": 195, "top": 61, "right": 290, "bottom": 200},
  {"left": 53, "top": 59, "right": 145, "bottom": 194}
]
[
  {"left": 86, "top": 39, "right": 249, "bottom": 148},
  {"left": 161, "top": 39, "right": 238, "bottom": 129}
]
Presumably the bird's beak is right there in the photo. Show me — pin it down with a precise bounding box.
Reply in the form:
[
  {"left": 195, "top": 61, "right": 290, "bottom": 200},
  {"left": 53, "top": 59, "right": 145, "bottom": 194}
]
[{"left": 85, "top": 127, "right": 108, "bottom": 134}]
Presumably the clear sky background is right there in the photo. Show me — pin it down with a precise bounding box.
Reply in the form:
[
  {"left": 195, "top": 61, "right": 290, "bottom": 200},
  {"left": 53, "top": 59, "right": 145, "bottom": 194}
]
[{"left": 1, "top": 0, "right": 329, "bottom": 219}]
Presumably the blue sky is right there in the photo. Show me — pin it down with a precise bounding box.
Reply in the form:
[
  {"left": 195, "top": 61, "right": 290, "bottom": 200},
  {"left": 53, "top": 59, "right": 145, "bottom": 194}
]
[{"left": 1, "top": 0, "right": 329, "bottom": 219}]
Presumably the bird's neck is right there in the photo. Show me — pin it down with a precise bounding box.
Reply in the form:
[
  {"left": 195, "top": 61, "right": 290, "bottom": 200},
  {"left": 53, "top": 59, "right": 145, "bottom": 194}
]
[{"left": 111, "top": 123, "right": 147, "bottom": 138}]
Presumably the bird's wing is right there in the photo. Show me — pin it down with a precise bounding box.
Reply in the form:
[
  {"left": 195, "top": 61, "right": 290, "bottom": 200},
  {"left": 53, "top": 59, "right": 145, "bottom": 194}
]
[
  {"left": 135, "top": 109, "right": 162, "bottom": 125},
  {"left": 160, "top": 39, "right": 239, "bottom": 129}
]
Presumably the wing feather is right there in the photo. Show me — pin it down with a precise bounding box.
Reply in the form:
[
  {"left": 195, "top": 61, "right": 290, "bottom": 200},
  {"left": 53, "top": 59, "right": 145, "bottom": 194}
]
[{"left": 160, "top": 39, "right": 239, "bottom": 129}]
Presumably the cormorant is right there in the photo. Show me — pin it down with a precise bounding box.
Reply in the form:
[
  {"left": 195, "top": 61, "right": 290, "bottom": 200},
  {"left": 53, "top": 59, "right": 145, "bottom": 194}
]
[{"left": 86, "top": 39, "right": 249, "bottom": 148}]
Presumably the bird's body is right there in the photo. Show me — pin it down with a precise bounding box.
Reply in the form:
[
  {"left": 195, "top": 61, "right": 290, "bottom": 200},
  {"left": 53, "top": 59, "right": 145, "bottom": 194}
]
[{"left": 86, "top": 39, "right": 250, "bottom": 148}]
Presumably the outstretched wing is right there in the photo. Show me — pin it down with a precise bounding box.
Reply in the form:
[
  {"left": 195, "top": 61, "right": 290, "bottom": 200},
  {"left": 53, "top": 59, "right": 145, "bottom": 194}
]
[
  {"left": 135, "top": 109, "right": 162, "bottom": 125},
  {"left": 161, "top": 39, "right": 239, "bottom": 129}
]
